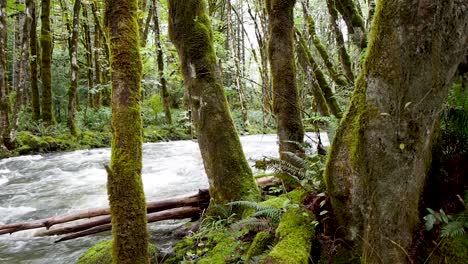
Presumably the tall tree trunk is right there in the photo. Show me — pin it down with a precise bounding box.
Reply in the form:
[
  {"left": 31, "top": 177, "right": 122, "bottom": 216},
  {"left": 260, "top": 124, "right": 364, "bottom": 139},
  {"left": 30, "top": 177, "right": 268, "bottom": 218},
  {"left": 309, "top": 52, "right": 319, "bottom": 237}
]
[
  {"left": 0, "top": 0, "right": 9, "bottom": 150},
  {"left": 302, "top": 3, "right": 347, "bottom": 87},
  {"left": 140, "top": 2, "right": 152, "bottom": 48},
  {"left": 152, "top": 0, "right": 171, "bottom": 125},
  {"left": 9, "top": 0, "right": 32, "bottom": 145},
  {"left": 266, "top": 0, "right": 304, "bottom": 160},
  {"left": 325, "top": 1, "right": 467, "bottom": 263},
  {"left": 30, "top": 0, "right": 40, "bottom": 121},
  {"left": 326, "top": 0, "right": 354, "bottom": 83},
  {"left": 67, "top": 0, "right": 81, "bottom": 136},
  {"left": 104, "top": 0, "right": 149, "bottom": 263},
  {"left": 40, "top": 0, "right": 54, "bottom": 125},
  {"left": 335, "top": 0, "right": 366, "bottom": 49},
  {"left": 168, "top": 0, "right": 259, "bottom": 207},
  {"left": 93, "top": 12, "right": 102, "bottom": 109},
  {"left": 296, "top": 30, "right": 342, "bottom": 118},
  {"left": 296, "top": 37, "right": 330, "bottom": 116},
  {"left": 82, "top": 4, "right": 94, "bottom": 109}
]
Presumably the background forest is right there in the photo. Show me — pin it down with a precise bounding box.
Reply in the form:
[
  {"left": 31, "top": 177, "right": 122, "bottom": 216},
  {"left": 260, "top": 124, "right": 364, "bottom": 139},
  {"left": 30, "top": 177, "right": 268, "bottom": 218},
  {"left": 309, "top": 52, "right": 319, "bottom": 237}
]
[{"left": 0, "top": 0, "right": 360, "bottom": 156}]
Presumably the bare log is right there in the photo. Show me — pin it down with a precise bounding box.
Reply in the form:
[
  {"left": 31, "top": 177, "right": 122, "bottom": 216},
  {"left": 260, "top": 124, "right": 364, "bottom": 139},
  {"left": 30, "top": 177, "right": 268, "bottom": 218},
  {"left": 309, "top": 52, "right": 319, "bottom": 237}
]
[
  {"left": 0, "top": 189, "right": 209, "bottom": 235},
  {"left": 55, "top": 206, "right": 201, "bottom": 242}
]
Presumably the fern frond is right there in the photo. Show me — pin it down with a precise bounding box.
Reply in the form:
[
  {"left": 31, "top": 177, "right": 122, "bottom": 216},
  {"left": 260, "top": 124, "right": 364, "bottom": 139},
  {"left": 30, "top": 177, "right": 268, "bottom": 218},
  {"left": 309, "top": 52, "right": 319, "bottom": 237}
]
[
  {"left": 441, "top": 220, "right": 466, "bottom": 237},
  {"left": 265, "top": 158, "right": 306, "bottom": 179},
  {"left": 252, "top": 208, "right": 282, "bottom": 223},
  {"left": 227, "top": 200, "right": 276, "bottom": 212}
]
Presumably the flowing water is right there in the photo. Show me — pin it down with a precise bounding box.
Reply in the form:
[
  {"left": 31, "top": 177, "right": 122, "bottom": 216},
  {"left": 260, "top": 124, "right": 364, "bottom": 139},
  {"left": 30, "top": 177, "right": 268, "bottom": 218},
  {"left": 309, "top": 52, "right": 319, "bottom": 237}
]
[{"left": 0, "top": 133, "right": 328, "bottom": 264}]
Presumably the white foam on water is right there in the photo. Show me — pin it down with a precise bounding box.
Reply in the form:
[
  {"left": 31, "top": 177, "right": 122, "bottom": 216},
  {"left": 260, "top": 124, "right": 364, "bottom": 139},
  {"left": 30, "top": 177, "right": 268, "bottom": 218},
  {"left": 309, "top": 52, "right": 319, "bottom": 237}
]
[
  {"left": 0, "top": 176, "right": 7, "bottom": 185},
  {"left": 0, "top": 168, "right": 10, "bottom": 173}
]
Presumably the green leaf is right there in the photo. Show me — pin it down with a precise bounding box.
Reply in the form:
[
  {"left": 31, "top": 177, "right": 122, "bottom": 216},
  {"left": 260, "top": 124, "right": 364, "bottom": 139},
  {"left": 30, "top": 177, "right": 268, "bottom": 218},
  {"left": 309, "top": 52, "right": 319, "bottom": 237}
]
[{"left": 424, "top": 214, "right": 436, "bottom": 231}]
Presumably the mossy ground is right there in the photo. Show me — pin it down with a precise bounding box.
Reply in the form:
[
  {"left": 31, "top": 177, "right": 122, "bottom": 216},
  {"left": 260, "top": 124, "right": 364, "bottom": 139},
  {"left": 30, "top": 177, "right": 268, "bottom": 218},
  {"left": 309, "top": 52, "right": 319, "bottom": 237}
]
[{"left": 77, "top": 240, "right": 160, "bottom": 264}]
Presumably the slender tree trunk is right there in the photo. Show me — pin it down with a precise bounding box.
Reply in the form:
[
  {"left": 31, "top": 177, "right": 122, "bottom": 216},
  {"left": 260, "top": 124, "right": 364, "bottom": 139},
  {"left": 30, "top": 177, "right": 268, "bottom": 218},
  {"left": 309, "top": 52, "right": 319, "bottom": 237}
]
[
  {"left": 325, "top": 1, "right": 467, "bottom": 263},
  {"left": 296, "top": 30, "right": 342, "bottom": 118},
  {"left": 9, "top": 0, "right": 32, "bottom": 145},
  {"left": 40, "top": 0, "right": 54, "bottom": 125},
  {"left": 326, "top": 0, "right": 354, "bottom": 83},
  {"left": 335, "top": 0, "right": 366, "bottom": 49},
  {"left": 67, "top": 0, "right": 81, "bottom": 136},
  {"left": 93, "top": 13, "right": 102, "bottom": 109},
  {"left": 153, "top": 0, "right": 171, "bottom": 125},
  {"left": 296, "top": 38, "right": 330, "bottom": 116},
  {"left": 266, "top": 0, "right": 304, "bottom": 160},
  {"left": 82, "top": 4, "right": 94, "bottom": 108},
  {"left": 140, "top": 2, "right": 152, "bottom": 48},
  {"left": 0, "top": 0, "right": 9, "bottom": 150},
  {"left": 168, "top": 0, "right": 259, "bottom": 207},
  {"left": 30, "top": 1, "right": 40, "bottom": 121},
  {"left": 104, "top": 0, "right": 149, "bottom": 262},
  {"left": 302, "top": 3, "right": 347, "bottom": 87}
]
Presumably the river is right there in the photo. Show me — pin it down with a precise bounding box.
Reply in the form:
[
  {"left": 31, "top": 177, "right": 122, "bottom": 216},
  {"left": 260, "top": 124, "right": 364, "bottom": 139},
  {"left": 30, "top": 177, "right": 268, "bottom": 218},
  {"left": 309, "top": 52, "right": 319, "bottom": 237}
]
[{"left": 0, "top": 133, "right": 328, "bottom": 264}]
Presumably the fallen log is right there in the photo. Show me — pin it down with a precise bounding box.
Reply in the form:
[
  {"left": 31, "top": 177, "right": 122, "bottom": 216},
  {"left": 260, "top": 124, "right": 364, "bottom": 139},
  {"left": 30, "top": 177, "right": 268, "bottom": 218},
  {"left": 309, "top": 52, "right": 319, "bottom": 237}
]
[
  {"left": 0, "top": 189, "right": 209, "bottom": 235},
  {"left": 0, "top": 176, "right": 275, "bottom": 236},
  {"left": 55, "top": 206, "right": 201, "bottom": 242}
]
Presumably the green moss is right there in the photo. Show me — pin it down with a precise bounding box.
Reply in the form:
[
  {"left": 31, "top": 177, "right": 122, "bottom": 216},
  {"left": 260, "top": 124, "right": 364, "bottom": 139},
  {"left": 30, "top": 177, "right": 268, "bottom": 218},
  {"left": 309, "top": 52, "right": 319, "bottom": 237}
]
[
  {"left": 246, "top": 231, "right": 273, "bottom": 260},
  {"left": 262, "top": 208, "right": 314, "bottom": 264},
  {"left": 429, "top": 236, "right": 468, "bottom": 264},
  {"left": 77, "top": 240, "right": 160, "bottom": 264}
]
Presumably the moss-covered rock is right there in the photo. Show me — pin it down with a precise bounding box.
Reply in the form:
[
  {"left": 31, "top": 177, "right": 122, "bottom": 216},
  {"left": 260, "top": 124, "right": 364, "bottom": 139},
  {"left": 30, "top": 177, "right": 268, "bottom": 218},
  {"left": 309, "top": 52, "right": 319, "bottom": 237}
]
[
  {"left": 262, "top": 208, "right": 315, "bottom": 264},
  {"left": 76, "top": 240, "right": 160, "bottom": 264}
]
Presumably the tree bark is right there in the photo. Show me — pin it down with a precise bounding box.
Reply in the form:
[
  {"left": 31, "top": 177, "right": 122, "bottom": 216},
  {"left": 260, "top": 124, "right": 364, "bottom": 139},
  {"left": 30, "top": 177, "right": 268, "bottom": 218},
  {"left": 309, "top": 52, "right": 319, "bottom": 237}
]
[
  {"left": 40, "top": 0, "right": 54, "bottom": 125},
  {"left": 104, "top": 0, "right": 149, "bottom": 262},
  {"left": 67, "top": 0, "right": 82, "bottom": 136},
  {"left": 168, "top": 0, "right": 259, "bottom": 207},
  {"left": 326, "top": 0, "right": 354, "bottom": 83},
  {"left": 30, "top": 1, "right": 40, "bottom": 121},
  {"left": 296, "top": 30, "right": 342, "bottom": 118},
  {"left": 325, "top": 1, "right": 467, "bottom": 263},
  {"left": 153, "top": 0, "right": 171, "bottom": 125},
  {"left": 335, "top": 0, "right": 366, "bottom": 49},
  {"left": 0, "top": 0, "right": 9, "bottom": 150},
  {"left": 266, "top": 0, "right": 304, "bottom": 160}
]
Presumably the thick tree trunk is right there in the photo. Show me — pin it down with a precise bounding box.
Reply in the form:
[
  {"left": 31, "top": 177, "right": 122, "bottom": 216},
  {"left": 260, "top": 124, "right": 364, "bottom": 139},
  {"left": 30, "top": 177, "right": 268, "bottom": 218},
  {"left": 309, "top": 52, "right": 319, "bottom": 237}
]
[
  {"left": 153, "top": 0, "right": 171, "bottom": 125},
  {"left": 168, "top": 0, "right": 259, "bottom": 207},
  {"left": 266, "top": 0, "right": 304, "bottom": 159},
  {"left": 40, "top": 0, "right": 54, "bottom": 125},
  {"left": 104, "top": 0, "right": 149, "bottom": 262},
  {"left": 30, "top": 1, "right": 40, "bottom": 121},
  {"left": 335, "top": 0, "right": 366, "bottom": 49},
  {"left": 0, "top": 0, "right": 9, "bottom": 150},
  {"left": 67, "top": 0, "right": 81, "bottom": 136},
  {"left": 325, "top": 1, "right": 468, "bottom": 263}
]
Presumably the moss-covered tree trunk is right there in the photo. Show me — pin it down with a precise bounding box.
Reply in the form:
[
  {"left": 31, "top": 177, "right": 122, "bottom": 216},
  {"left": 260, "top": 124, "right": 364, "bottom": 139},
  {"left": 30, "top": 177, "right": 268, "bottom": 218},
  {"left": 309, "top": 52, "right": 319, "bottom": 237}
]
[
  {"left": 296, "top": 34, "right": 330, "bottom": 117},
  {"left": 153, "top": 0, "right": 171, "bottom": 125},
  {"left": 8, "top": 0, "right": 32, "bottom": 146},
  {"left": 40, "top": 0, "right": 54, "bottom": 125},
  {"left": 93, "top": 15, "right": 102, "bottom": 108},
  {"left": 104, "top": 0, "right": 149, "bottom": 263},
  {"left": 82, "top": 4, "right": 94, "bottom": 109},
  {"left": 168, "top": 0, "right": 259, "bottom": 206},
  {"left": 30, "top": 1, "right": 40, "bottom": 121},
  {"left": 302, "top": 4, "right": 347, "bottom": 87},
  {"left": 335, "top": 0, "right": 366, "bottom": 49},
  {"left": 325, "top": 1, "right": 467, "bottom": 262},
  {"left": 296, "top": 30, "right": 342, "bottom": 118},
  {"left": 326, "top": 0, "right": 354, "bottom": 83},
  {"left": 67, "top": 0, "right": 81, "bottom": 136},
  {"left": 0, "top": 0, "right": 9, "bottom": 150},
  {"left": 266, "top": 0, "right": 304, "bottom": 159}
]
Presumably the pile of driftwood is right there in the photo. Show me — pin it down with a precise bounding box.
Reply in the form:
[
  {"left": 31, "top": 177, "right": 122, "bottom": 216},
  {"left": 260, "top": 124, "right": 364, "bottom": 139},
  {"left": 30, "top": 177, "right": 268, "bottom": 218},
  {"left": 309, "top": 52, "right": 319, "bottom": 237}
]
[
  {"left": 0, "top": 176, "right": 275, "bottom": 243},
  {"left": 0, "top": 190, "right": 210, "bottom": 242}
]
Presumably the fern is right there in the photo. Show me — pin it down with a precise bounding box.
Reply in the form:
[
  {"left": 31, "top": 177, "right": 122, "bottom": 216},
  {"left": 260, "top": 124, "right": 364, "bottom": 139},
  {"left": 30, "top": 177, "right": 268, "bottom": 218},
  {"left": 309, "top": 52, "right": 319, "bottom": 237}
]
[
  {"left": 231, "top": 217, "right": 271, "bottom": 232},
  {"left": 252, "top": 208, "right": 282, "bottom": 223},
  {"left": 441, "top": 220, "right": 466, "bottom": 237},
  {"left": 228, "top": 200, "right": 277, "bottom": 212}
]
